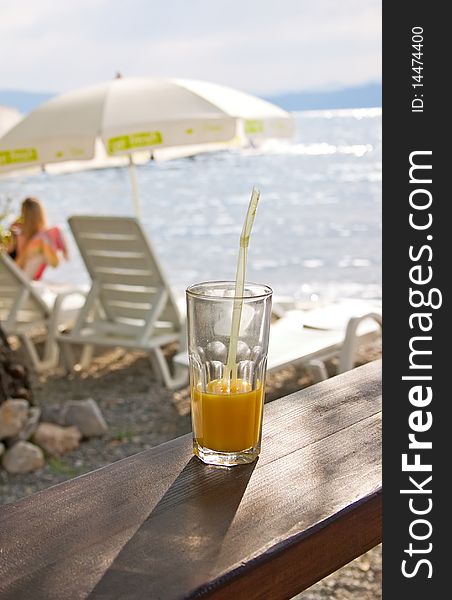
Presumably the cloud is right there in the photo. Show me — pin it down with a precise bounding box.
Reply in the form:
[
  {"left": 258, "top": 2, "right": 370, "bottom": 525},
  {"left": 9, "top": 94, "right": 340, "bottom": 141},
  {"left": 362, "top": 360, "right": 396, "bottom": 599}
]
[{"left": 0, "top": 0, "right": 381, "bottom": 94}]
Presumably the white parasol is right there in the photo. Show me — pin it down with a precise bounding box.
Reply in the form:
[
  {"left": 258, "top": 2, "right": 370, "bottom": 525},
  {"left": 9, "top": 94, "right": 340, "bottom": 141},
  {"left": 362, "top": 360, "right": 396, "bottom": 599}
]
[{"left": 0, "top": 77, "right": 294, "bottom": 215}]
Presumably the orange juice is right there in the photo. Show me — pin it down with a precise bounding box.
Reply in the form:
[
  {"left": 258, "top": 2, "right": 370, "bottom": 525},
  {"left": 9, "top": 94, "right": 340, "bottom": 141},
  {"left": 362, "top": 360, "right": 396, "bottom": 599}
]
[{"left": 191, "top": 378, "right": 264, "bottom": 452}]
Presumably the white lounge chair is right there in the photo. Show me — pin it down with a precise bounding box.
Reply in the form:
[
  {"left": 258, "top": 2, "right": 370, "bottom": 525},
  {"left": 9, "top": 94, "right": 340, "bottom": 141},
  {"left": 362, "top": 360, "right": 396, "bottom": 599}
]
[
  {"left": 174, "top": 300, "right": 382, "bottom": 382},
  {"left": 0, "top": 253, "right": 84, "bottom": 372},
  {"left": 266, "top": 306, "right": 382, "bottom": 381},
  {"left": 57, "top": 216, "right": 187, "bottom": 389}
]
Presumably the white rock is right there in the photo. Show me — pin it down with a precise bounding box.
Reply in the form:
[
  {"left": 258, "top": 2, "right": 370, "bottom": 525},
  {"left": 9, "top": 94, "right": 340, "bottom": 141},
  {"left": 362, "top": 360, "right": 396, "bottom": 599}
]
[
  {"left": 61, "top": 398, "right": 108, "bottom": 437},
  {"left": 0, "top": 399, "right": 29, "bottom": 440},
  {"left": 2, "top": 441, "right": 44, "bottom": 474},
  {"left": 32, "top": 422, "right": 81, "bottom": 456}
]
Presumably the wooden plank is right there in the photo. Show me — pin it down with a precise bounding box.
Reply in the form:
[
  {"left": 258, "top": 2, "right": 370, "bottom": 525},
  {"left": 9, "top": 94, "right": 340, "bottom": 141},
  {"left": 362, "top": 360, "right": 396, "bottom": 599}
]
[
  {"left": 90, "top": 414, "right": 381, "bottom": 600},
  {"left": 198, "top": 492, "right": 381, "bottom": 600},
  {"left": 0, "top": 361, "right": 381, "bottom": 600}
]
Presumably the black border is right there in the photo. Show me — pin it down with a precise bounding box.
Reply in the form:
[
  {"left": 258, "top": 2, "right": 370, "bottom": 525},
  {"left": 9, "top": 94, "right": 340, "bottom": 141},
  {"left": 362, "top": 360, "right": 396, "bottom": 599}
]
[{"left": 383, "top": 1, "right": 447, "bottom": 595}]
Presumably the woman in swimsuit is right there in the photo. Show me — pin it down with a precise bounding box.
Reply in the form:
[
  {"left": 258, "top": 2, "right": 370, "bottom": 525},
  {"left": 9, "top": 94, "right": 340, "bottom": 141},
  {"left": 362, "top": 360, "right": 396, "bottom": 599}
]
[{"left": 7, "top": 197, "right": 68, "bottom": 280}]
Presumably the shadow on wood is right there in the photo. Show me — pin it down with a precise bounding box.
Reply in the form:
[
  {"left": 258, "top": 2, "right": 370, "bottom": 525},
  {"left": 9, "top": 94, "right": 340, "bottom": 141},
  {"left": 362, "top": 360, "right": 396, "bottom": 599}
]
[{"left": 91, "top": 457, "right": 256, "bottom": 598}]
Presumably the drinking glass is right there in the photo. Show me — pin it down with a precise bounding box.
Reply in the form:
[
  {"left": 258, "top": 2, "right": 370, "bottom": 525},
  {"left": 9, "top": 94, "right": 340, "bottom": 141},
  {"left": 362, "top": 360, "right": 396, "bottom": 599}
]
[{"left": 186, "top": 281, "right": 272, "bottom": 466}]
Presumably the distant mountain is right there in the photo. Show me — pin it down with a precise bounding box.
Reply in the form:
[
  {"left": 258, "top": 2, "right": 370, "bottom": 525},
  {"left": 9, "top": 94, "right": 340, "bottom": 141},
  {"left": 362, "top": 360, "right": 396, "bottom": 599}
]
[
  {"left": 0, "top": 81, "right": 382, "bottom": 115},
  {"left": 0, "top": 90, "right": 54, "bottom": 113},
  {"left": 265, "top": 82, "right": 382, "bottom": 111}
]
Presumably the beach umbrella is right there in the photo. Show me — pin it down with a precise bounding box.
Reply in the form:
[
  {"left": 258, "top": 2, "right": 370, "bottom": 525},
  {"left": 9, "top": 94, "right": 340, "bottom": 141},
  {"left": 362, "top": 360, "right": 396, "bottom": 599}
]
[
  {"left": 0, "top": 77, "right": 294, "bottom": 215},
  {"left": 0, "top": 106, "right": 22, "bottom": 136}
]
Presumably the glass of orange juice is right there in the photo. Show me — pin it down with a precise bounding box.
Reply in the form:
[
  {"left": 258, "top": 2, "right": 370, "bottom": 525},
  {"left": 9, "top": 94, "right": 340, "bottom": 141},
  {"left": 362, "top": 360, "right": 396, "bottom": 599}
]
[{"left": 187, "top": 281, "right": 272, "bottom": 466}]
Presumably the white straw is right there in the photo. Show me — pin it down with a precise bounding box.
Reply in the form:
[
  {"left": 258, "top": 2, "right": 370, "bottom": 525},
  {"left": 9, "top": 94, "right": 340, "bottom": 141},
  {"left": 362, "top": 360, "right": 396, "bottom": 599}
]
[{"left": 226, "top": 187, "right": 260, "bottom": 381}]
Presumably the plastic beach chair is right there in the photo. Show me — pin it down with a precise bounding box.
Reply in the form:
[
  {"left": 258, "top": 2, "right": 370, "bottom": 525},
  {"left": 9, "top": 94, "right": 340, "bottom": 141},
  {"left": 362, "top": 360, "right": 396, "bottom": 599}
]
[
  {"left": 173, "top": 300, "right": 382, "bottom": 382},
  {"left": 0, "top": 252, "right": 85, "bottom": 372},
  {"left": 57, "top": 216, "right": 187, "bottom": 390},
  {"left": 265, "top": 306, "right": 382, "bottom": 380}
]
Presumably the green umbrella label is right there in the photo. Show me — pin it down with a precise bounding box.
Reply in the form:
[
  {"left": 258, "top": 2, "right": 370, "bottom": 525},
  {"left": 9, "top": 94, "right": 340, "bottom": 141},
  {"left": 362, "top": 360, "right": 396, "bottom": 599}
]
[
  {"left": 0, "top": 147, "right": 38, "bottom": 166},
  {"left": 244, "top": 120, "right": 264, "bottom": 134},
  {"left": 108, "top": 131, "right": 163, "bottom": 154}
]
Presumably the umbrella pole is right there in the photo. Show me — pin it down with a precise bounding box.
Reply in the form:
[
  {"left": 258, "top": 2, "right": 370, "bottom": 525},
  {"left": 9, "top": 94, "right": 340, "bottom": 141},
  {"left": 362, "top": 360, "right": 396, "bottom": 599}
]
[{"left": 128, "top": 155, "right": 141, "bottom": 217}]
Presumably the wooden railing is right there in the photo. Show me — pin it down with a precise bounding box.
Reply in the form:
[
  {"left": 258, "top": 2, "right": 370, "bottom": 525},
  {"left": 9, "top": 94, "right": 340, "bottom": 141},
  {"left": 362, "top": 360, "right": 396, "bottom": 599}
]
[{"left": 0, "top": 360, "right": 381, "bottom": 600}]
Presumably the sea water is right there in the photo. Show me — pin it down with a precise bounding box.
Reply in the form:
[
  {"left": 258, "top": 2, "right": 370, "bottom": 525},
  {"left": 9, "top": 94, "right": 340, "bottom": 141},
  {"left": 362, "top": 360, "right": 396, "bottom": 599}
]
[{"left": 0, "top": 108, "right": 381, "bottom": 303}]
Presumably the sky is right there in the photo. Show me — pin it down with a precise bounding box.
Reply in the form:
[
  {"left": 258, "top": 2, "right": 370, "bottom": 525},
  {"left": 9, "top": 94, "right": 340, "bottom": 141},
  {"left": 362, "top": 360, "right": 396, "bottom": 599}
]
[{"left": 0, "top": 0, "right": 381, "bottom": 96}]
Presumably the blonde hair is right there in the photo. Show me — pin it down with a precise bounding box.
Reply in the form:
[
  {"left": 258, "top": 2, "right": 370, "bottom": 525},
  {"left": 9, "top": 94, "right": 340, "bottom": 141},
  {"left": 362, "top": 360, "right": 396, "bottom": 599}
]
[{"left": 21, "top": 197, "right": 47, "bottom": 242}]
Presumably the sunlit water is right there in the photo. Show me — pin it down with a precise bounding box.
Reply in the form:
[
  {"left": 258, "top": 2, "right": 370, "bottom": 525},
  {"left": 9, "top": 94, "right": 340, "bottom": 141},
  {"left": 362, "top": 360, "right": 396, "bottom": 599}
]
[{"left": 0, "top": 108, "right": 381, "bottom": 304}]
